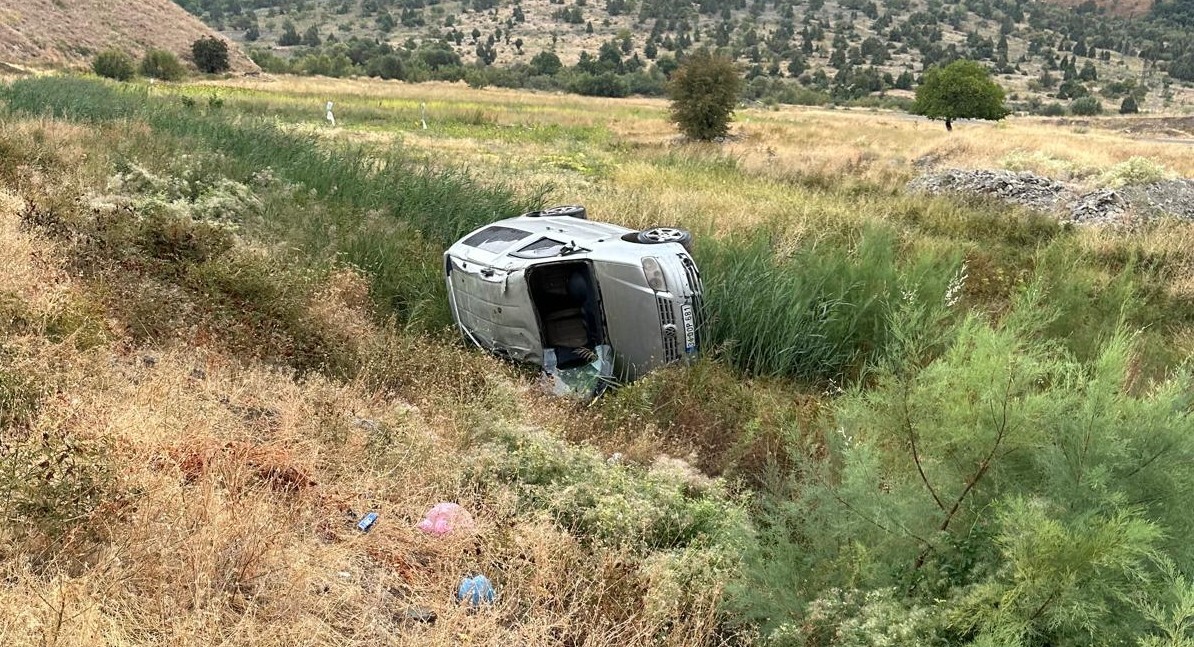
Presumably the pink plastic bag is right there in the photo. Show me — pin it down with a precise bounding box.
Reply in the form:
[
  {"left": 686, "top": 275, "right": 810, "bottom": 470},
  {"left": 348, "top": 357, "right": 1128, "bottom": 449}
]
[{"left": 417, "top": 502, "right": 474, "bottom": 536}]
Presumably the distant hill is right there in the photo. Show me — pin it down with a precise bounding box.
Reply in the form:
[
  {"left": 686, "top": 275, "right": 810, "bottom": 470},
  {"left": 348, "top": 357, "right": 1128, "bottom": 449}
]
[
  {"left": 174, "top": 0, "right": 1194, "bottom": 111},
  {"left": 0, "top": 0, "right": 259, "bottom": 73}
]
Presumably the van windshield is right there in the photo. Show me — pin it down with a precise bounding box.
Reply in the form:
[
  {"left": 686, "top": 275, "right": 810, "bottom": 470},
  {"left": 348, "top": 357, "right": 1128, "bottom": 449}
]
[{"left": 462, "top": 226, "right": 530, "bottom": 253}]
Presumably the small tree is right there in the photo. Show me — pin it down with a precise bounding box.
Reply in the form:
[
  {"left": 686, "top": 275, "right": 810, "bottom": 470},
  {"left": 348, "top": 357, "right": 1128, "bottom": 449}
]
[
  {"left": 140, "top": 49, "right": 186, "bottom": 81},
  {"left": 366, "top": 54, "right": 405, "bottom": 80},
  {"left": 529, "top": 50, "right": 563, "bottom": 76},
  {"left": 92, "top": 49, "right": 135, "bottom": 81},
  {"left": 912, "top": 59, "right": 1008, "bottom": 131},
  {"left": 668, "top": 49, "right": 743, "bottom": 141},
  {"left": 302, "top": 26, "right": 322, "bottom": 47},
  {"left": 278, "top": 20, "right": 302, "bottom": 46},
  {"left": 1119, "top": 95, "right": 1139, "bottom": 114},
  {"left": 192, "top": 36, "right": 230, "bottom": 74}
]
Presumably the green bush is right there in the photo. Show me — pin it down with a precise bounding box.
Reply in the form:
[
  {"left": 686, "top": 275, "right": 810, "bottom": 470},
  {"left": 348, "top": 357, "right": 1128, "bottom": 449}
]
[
  {"left": 767, "top": 588, "right": 946, "bottom": 647},
  {"left": 140, "top": 48, "right": 186, "bottom": 81},
  {"left": 1097, "top": 156, "right": 1174, "bottom": 188},
  {"left": 92, "top": 49, "right": 136, "bottom": 81},
  {"left": 474, "top": 427, "right": 749, "bottom": 553},
  {"left": 192, "top": 36, "right": 230, "bottom": 74},
  {"left": 569, "top": 71, "right": 630, "bottom": 97},
  {"left": 1120, "top": 94, "right": 1140, "bottom": 114},
  {"left": 668, "top": 49, "right": 744, "bottom": 140},
  {"left": 1070, "top": 96, "right": 1104, "bottom": 115},
  {"left": 737, "top": 282, "right": 1194, "bottom": 644},
  {"left": 1039, "top": 101, "right": 1067, "bottom": 116}
]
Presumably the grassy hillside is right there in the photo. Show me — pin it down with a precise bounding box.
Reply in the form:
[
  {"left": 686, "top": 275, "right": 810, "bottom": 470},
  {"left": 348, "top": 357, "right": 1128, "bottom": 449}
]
[
  {"left": 0, "top": 0, "right": 259, "bottom": 73},
  {"left": 3, "top": 74, "right": 1194, "bottom": 645}
]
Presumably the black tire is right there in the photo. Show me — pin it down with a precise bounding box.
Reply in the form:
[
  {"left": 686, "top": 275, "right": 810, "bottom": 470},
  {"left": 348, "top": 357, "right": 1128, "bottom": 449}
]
[
  {"left": 529, "top": 205, "right": 587, "bottom": 219},
  {"left": 634, "top": 226, "right": 694, "bottom": 252}
]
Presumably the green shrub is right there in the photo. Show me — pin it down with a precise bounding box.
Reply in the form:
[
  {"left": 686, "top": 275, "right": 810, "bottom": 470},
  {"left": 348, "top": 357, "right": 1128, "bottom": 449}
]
[
  {"left": 568, "top": 71, "right": 630, "bottom": 97},
  {"left": 737, "top": 283, "right": 1194, "bottom": 644},
  {"left": 1120, "top": 94, "right": 1140, "bottom": 114},
  {"left": 474, "top": 427, "right": 749, "bottom": 553},
  {"left": 1039, "top": 101, "right": 1067, "bottom": 116},
  {"left": 92, "top": 49, "right": 136, "bottom": 81},
  {"left": 192, "top": 36, "right": 230, "bottom": 74},
  {"left": 247, "top": 47, "right": 295, "bottom": 74},
  {"left": 766, "top": 588, "right": 946, "bottom": 647},
  {"left": 668, "top": 49, "right": 744, "bottom": 140},
  {"left": 1000, "top": 149, "right": 1092, "bottom": 179},
  {"left": 1097, "top": 156, "right": 1174, "bottom": 188},
  {"left": 1070, "top": 96, "right": 1104, "bottom": 116},
  {"left": 140, "top": 48, "right": 186, "bottom": 81}
]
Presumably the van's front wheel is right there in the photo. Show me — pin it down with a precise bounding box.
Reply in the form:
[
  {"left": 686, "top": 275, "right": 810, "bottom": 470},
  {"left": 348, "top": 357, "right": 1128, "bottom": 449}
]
[{"left": 631, "top": 227, "right": 694, "bottom": 252}]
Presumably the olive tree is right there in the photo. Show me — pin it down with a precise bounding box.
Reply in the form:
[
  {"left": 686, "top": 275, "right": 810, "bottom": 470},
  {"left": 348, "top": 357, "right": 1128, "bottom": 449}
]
[
  {"left": 192, "top": 36, "right": 230, "bottom": 74},
  {"left": 667, "top": 49, "right": 743, "bottom": 141},
  {"left": 912, "top": 59, "right": 1008, "bottom": 131}
]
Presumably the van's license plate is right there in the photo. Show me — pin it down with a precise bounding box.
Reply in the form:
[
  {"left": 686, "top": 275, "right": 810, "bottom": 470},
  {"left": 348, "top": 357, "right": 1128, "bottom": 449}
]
[{"left": 681, "top": 304, "right": 696, "bottom": 353}]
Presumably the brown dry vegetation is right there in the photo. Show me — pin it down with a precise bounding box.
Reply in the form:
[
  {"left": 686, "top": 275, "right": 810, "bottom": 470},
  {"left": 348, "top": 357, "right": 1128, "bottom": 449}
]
[
  {"left": 0, "top": 0, "right": 258, "bottom": 73},
  {"left": 0, "top": 112, "right": 743, "bottom": 646}
]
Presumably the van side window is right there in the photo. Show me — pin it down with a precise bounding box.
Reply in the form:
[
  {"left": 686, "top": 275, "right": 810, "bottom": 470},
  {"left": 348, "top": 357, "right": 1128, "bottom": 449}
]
[
  {"left": 511, "top": 237, "right": 570, "bottom": 259},
  {"left": 462, "top": 226, "right": 530, "bottom": 253}
]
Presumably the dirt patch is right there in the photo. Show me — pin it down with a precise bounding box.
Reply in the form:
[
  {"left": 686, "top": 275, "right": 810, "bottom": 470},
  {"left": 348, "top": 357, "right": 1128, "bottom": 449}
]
[{"left": 1048, "top": 116, "right": 1194, "bottom": 140}]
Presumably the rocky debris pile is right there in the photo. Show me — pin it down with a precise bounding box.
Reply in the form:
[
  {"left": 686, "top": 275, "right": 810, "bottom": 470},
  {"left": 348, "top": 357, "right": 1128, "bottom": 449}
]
[
  {"left": 908, "top": 169, "right": 1076, "bottom": 213},
  {"left": 909, "top": 169, "right": 1194, "bottom": 227},
  {"left": 1120, "top": 179, "right": 1194, "bottom": 221},
  {"left": 1068, "top": 189, "right": 1129, "bottom": 225}
]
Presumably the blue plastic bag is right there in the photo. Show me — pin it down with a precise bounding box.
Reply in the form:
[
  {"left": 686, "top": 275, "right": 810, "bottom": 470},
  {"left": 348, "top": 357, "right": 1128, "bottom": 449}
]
[{"left": 455, "top": 574, "right": 496, "bottom": 607}]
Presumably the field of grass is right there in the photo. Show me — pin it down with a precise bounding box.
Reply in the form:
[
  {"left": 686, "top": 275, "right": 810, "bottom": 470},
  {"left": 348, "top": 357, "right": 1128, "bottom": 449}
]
[{"left": 3, "top": 73, "right": 1194, "bottom": 646}]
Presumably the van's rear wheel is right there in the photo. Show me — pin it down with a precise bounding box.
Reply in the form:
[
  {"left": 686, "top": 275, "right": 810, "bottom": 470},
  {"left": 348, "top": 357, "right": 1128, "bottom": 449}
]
[{"left": 631, "top": 227, "right": 694, "bottom": 252}]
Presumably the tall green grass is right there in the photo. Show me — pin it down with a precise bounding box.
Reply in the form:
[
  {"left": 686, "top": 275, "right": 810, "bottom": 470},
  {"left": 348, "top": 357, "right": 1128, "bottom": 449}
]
[
  {"left": 697, "top": 226, "right": 960, "bottom": 382},
  {"left": 6, "top": 76, "right": 1188, "bottom": 387},
  {"left": 2, "top": 76, "right": 537, "bottom": 327}
]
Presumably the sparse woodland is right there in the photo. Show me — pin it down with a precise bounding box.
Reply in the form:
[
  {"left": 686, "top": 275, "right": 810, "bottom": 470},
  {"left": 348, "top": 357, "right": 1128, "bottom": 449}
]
[{"left": 176, "top": 0, "right": 1194, "bottom": 111}]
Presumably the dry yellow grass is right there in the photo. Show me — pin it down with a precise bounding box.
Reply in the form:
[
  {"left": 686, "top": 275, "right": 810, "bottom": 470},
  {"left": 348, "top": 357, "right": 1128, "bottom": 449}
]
[
  {"left": 213, "top": 76, "right": 1194, "bottom": 181},
  {"left": 0, "top": 190, "right": 74, "bottom": 317},
  {"left": 0, "top": 130, "right": 731, "bottom": 645}
]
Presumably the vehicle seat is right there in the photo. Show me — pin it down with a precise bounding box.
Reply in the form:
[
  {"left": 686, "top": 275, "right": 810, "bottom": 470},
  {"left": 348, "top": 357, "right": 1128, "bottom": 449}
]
[{"left": 544, "top": 308, "right": 588, "bottom": 347}]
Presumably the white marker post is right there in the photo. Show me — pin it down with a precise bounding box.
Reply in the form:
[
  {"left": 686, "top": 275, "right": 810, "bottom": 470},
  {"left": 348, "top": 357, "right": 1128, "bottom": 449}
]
[{"left": 326, "top": 100, "right": 335, "bottom": 127}]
